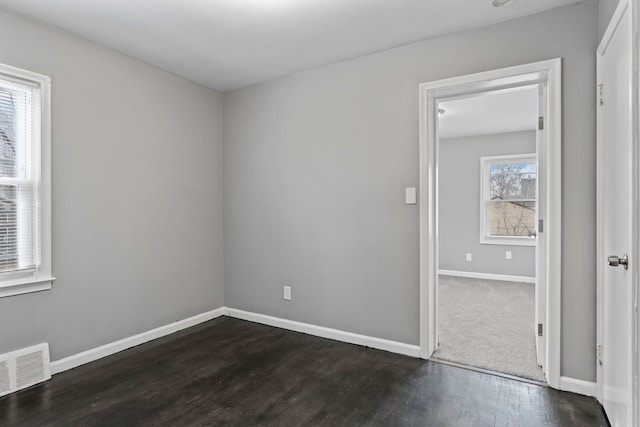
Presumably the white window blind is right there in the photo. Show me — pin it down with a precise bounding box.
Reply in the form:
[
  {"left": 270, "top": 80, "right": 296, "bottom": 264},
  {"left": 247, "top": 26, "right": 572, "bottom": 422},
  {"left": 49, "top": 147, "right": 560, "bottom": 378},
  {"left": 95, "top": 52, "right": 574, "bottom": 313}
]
[
  {"left": 0, "top": 79, "right": 39, "bottom": 275},
  {"left": 0, "top": 62, "right": 52, "bottom": 298}
]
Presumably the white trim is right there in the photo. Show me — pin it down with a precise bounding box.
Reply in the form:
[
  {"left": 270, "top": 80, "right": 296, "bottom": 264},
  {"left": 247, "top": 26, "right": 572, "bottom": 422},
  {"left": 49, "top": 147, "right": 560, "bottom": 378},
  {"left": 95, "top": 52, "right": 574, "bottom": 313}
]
[
  {"left": 438, "top": 269, "right": 535, "bottom": 284},
  {"left": 480, "top": 239, "right": 536, "bottom": 247},
  {"left": 600, "top": 0, "right": 631, "bottom": 54},
  {"left": 545, "top": 58, "right": 563, "bottom": 391},
  {"left": 419, "top": 58, "right": 562, "bottom": 389},
  {"left": 560, "top": 376, "right": 598, "bottom": 397},
  {"left": 50, "top": 307, "right": 421, "bottom": 377},
  {"left": 0, "top": 63, "right": 50, "bottom": 85},
  {"left": 50, "top": 307, "right": 226, "bottom": 375},
  {"left": 224, "top": 308, "right": 421, "bottom": 358},
  {"left": 0, "top": 276, "right": 55, "bottom": 298},
  {"left": 419, "top": 69, "right": 438, "bottom": 359}
]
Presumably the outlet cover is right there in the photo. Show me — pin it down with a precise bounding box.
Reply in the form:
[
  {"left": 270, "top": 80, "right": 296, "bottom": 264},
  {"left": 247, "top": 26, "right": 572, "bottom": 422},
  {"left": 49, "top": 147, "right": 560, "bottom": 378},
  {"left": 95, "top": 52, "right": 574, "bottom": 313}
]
[
  {"left": 465, "top": 253, "right": 472, "bottom": 262},
  {"left": 283, "top": 286, "right": 292, "bottom": 301},
  {"left": 506, "top": 251, "right": 512, "bottom": 260}
]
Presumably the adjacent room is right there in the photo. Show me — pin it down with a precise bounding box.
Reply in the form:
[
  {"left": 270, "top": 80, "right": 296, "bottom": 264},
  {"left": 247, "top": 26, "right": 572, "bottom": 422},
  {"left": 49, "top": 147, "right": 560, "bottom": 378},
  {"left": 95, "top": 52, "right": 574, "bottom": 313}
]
[
  {"left": 0, "top": 0, "right": 634, "bottom": 425},
  {"left": 434, "top": 88, "right": 544, "bottom": 382}
]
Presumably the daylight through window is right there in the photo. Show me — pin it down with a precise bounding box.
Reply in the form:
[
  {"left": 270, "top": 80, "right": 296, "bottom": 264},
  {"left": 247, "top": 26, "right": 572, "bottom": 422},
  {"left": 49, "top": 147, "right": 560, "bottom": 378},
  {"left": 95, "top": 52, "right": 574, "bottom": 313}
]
[
  {"left": 0, "top": 80, "right": 38, "bottom": 273},
  {"left": 0, "top": 63, "right": 52, "bottom": 297},
  {"left": 480, "top": 154, "right": 537, "bottom": 245}
]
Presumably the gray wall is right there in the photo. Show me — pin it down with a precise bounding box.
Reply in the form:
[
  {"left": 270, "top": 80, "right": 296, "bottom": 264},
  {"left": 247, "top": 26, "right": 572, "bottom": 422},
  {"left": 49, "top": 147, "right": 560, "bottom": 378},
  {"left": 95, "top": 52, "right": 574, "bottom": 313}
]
[
  {"left": 599, "top": 0, "right": 620, "bottom": 39},
  {"left": 0, "top": 9, "right": 224, "bottom": 360},
  {"left": 439, "top": 131, "right": 536, "bottom": 277},
  {"left": 224, "top": 1, "right": 599, "bottom": 381}
]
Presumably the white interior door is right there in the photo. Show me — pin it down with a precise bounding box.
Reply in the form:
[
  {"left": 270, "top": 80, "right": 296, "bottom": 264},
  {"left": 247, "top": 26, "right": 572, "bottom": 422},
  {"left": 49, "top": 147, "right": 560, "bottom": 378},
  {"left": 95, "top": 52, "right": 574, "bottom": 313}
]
[
  {"left": 535, "top": 84, "right": 546, "bottom": 371},
  {"left": 597, "top": 1, "right": 634, "bottom": 425}
]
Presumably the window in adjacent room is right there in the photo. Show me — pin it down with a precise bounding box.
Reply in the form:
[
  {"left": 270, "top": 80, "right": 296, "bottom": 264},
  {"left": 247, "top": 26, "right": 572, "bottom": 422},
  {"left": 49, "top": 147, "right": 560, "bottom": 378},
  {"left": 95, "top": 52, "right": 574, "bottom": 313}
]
[
  {"left": 0, "top": 63, "right": 53, "bottom": 297},
  {"left": 480, "top": 154, "right": 537, "bottom": 246}
]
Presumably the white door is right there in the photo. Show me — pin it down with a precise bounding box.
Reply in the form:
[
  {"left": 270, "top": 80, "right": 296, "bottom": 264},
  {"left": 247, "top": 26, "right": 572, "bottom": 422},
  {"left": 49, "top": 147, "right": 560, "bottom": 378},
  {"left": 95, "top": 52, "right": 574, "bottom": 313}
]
[
  {"left": 535, "top": 84, "right": 547, "bottom": 371},
  {"left": 597, "top": 1, "right": 634, "bottom": 425}
]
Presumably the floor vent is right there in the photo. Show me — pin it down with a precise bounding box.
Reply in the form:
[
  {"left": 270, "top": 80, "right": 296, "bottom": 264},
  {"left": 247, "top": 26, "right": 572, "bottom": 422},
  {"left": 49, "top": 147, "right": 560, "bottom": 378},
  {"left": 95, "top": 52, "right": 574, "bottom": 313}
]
[{"left": 0, "top": 343, "right": 50, "bottom": 397}]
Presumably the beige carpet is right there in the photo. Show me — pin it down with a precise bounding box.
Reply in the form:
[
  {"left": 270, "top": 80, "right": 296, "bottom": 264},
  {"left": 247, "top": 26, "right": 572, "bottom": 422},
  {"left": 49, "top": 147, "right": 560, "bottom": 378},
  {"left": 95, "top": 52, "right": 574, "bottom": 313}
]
[{"left": 433, "top": 275, "right": 545, "bottom": 382}]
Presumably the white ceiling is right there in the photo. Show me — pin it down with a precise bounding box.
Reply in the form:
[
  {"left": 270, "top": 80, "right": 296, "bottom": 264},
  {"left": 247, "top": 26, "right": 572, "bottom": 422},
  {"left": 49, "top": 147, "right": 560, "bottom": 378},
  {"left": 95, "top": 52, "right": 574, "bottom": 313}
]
[
  {"left": 438, "top": 87, "right": 538, "bottom": 139},
  {"left": 0, "top": 0, "right": 582, "bottom": 91}
]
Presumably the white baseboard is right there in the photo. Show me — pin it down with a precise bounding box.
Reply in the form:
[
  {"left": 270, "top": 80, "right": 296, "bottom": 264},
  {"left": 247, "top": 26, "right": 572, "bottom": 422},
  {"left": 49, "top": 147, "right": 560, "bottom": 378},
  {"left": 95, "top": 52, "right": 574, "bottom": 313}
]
[
  {"left": 50, "top": 307, "right": 226, "bottom": 375},
  {"left": 51, "top": 305, "right": 588, "bottom": 399},
  {"left": 559, "top": 376, "right": 597, "bottom": 397},
  {"left": 224, "top": 307, "right": 421, "bottom": 358},
  {"left": 438, "top": 269, "right": 535, "bottom": 284},
  {"left": 50, "top": 306, "right": 419, "bottom": 377}
]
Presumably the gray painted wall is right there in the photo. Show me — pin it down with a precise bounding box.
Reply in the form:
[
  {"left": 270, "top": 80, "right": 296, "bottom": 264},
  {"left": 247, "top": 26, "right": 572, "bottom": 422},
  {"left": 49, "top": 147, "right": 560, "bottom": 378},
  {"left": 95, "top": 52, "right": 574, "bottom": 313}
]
[
  {"left": 224, "top": 1, "right": 599, "bottom": 381},
  {"left": 0, "top": 9, "right": 224, "bottom": 360},
  {"left": 439, "top": 131, "right": 536, "bottom": 277},
  {"left": 599, "top": 0, "right": 620, "bottom": 39}
]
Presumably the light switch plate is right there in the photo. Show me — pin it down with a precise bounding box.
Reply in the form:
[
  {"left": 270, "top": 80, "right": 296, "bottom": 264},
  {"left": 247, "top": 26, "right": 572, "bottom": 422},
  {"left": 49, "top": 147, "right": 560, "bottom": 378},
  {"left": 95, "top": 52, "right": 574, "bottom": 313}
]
[{"left": 405, "top": 187, "right": 417, "bottom": 204}]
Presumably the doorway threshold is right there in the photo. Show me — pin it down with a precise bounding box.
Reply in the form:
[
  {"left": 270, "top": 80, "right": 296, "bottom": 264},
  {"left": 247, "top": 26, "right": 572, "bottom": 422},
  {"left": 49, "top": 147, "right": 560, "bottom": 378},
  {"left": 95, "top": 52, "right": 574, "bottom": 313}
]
[{"left": 429, "top": 357, "right": 547, "bottom": 387}]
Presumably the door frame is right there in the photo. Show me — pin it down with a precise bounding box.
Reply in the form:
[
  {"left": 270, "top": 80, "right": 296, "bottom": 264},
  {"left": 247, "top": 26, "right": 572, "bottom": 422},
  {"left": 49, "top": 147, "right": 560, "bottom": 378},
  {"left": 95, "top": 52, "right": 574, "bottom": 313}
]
[
  {"left": 418, "top": 58, "right": 562, "bottom": 389},
  {"left": 596, "top": 0, "right": 639, "bottom": 424}
]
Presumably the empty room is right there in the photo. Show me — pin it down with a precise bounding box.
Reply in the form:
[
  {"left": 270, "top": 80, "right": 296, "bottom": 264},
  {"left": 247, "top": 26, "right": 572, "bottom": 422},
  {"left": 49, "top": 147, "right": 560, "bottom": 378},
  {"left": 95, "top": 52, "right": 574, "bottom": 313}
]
[
  {"left": 434, "top": 87, "right": 544, "bottom": 382},
  {"left": 0, "top": 0, "right": 635, "bottom": 426}
]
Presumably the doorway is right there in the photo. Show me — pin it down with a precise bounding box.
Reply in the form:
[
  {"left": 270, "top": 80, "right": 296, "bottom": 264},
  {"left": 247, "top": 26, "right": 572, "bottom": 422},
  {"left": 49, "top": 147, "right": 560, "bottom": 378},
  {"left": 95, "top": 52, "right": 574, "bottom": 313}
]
[
  {"left": 433, "top": 87, "right": 542, "bottom": 381},
  {"left": 418, "top": 59, "right": 562, "bottom": 389}
]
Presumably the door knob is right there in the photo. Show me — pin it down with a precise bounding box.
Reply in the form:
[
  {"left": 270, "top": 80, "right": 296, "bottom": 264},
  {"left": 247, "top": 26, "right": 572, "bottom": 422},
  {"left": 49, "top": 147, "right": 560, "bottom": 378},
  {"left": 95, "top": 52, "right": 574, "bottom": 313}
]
[{"left": 608, "top": 254, "right": 629, "bottom": 270}]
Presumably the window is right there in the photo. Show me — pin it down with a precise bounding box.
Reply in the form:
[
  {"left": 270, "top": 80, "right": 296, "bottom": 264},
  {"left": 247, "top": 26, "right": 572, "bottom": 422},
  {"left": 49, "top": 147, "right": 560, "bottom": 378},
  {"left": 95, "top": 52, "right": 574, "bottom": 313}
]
[
  {"left": 480, "top": 154, "right": 537, "bottom": 246},
  {"left": 0, "top": 63, "right": 53, "bottom": 297}
]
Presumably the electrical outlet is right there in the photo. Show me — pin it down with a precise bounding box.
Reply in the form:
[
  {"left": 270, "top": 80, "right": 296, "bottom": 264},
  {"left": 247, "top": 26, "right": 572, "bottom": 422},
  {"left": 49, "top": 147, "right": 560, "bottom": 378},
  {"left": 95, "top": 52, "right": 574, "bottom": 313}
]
[
  {"left": 283, "top": 286, "right": 292, "bottom": 301},
  {"left": 506, "top": 251, "right": 512, "bottom": 260},
  {"left": 466, "top": 253, "right": 472, "bottom": 262}
]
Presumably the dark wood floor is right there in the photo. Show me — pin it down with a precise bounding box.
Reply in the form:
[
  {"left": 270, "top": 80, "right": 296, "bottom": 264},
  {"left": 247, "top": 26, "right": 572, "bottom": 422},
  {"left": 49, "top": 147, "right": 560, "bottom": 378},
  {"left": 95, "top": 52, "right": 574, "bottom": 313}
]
[{"left": 0, "top": 317, "right": 608, "bottom": 426}]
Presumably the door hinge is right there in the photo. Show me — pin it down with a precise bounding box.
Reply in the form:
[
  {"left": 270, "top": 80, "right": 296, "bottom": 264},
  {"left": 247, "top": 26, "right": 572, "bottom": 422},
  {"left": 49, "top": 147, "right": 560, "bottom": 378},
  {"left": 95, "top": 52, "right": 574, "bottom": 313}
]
[
  {"left": 538, "top": 219, "right": 544, "bottom": 233},
  {"left": 597, "top": 344, "right": 603, "bottom": 366},
  {"left": 538, "top": 116, "right": 544, "bottom": 130},
  {"left": 598, "top": 84, "right": 604, "bottom": 105},
  {"left": 538, "top": 323, "right": 543, "bottom": 337}
]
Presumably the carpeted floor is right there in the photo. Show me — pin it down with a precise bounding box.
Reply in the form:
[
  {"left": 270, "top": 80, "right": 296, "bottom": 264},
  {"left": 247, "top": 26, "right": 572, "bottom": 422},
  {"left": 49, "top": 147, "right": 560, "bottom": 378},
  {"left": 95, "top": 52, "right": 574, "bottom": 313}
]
[{"left": 433, "top": 275, "right": 545, "bottom": 382}]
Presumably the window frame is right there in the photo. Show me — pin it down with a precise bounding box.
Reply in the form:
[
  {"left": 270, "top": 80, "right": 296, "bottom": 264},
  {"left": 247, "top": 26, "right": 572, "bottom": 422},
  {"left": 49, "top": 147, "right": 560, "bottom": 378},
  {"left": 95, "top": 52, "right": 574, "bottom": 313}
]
[
  {"left": 0, "top": 63, "right": 54, "bottom": 298},
  {"left": 479, "top": 153, "right": 537, "bottom": 246}
]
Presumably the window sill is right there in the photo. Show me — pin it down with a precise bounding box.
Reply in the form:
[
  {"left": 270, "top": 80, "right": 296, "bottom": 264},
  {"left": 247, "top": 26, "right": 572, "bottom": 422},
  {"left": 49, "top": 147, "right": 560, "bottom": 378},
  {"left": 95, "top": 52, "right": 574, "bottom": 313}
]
[
  {"left": 0, "top": 276, "right": 56, "bottom": 298},
  {"left": 480, "top": 238, "right": 536, "bottom": 247}
]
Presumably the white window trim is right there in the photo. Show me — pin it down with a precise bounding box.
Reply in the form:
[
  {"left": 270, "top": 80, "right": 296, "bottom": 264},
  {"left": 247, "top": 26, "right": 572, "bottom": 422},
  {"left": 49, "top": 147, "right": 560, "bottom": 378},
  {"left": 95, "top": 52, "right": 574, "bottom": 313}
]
[
  {"left": 0, "top": 63, "right": 54, "bottom": 298},
  {"left": 479, "top": 153, "right": 537, "bottom": 247}
]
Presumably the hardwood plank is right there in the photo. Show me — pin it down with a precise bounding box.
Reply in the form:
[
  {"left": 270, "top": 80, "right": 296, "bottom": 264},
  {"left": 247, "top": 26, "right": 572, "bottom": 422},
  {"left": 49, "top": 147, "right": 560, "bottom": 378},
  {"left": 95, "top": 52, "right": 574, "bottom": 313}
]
[{"left": 0, "top": 317, "right": 609, "bottom": 426}]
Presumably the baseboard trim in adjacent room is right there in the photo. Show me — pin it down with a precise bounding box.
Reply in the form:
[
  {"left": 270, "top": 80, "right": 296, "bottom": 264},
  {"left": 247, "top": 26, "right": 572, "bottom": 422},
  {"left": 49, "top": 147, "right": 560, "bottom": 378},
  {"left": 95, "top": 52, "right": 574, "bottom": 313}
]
[
  {"left": 438, "top": 269, "right": 535, "bottom": 284},
  {"left": 224, "top": 307, "right": 421, "bottom": 358},
  {"left": 50, "top": 307, "right": 226, "bottom": 375},
  {"left": 559, "top": 376, "right": 597, "bottom": 397}
]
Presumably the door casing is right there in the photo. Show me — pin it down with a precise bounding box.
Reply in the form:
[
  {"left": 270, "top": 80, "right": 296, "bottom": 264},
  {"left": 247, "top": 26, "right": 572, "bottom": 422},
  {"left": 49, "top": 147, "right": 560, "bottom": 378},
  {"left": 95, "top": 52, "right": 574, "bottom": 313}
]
[{"left": 418, "top": 59, "right": 562, "bottom": 389}]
